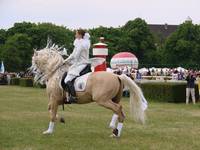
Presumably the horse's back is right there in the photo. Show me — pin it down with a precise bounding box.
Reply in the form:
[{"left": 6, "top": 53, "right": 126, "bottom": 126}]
[{"left": 87, "top": 71, "right": 121, "bottom": 102}]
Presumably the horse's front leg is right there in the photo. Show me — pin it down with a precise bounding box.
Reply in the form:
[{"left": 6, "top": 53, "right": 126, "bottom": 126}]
[{"left": 43, "top": 101, "right": 58, "bottom": 134}]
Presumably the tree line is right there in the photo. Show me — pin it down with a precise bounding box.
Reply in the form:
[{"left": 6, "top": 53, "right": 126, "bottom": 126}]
[{"left": 0, "top": 18, "right": 200, "bottom": 72}]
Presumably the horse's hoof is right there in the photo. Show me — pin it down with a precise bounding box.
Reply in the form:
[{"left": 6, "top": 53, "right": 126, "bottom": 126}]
[
  {"left": 60, "top": 117, "right": 65, "bottom": 124},
  {"left": 110, "top": 128, "right": 119, "bottom": 138},
  {"left": 43, "top": 130, "right": 53, "bottom": 135},
  {"left": 109, "top": 134, "right": 119, "bottom": 138},
  {"left": 112, "top": 128, "right": 118, "bottom": 136}
]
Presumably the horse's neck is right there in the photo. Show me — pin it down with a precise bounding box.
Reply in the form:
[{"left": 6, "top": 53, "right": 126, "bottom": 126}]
[
  {"left": 41, "top": 53, "right": 62, "bottom": 76},
  {"left": 45, "top": 62, "right": 68, "bottom": 81}
]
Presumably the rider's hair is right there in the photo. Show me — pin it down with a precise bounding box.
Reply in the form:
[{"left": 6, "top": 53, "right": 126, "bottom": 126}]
[{"left": 77, "top": 29, "right": 86, "bottom": 38}]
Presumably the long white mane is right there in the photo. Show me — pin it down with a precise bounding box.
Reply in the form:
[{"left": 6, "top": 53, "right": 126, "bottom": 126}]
[{"left": 30, "top": 41, "right": 68, "bottom": 84}]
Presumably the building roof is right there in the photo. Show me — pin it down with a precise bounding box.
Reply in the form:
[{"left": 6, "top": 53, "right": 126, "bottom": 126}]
[{"left": 148, "top": 24, "right": 178, "bottom": 38}]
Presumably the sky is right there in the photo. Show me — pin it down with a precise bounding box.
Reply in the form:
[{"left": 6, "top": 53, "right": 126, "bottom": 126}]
[{"left": 0, "top": 0, "right": 199, "bottom": 29}]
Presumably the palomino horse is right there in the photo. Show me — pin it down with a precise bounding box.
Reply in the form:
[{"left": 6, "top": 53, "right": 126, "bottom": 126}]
[{"left": 30, "top": 44, "right": 147, "bottom": 137}]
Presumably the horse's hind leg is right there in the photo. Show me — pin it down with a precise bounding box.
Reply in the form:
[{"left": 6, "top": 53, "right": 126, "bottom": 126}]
[
  {"left": 109, "top": 111, "right": 125, "bottom": 129},
  {"left": 98, "top": 100, "right": 125, "bottom": 137},
  {"left": 43, "top": 101, "right": 58, "bottom": 134},
  {"left": 109, "top": 114, "right": 118, "bottom": 129}
]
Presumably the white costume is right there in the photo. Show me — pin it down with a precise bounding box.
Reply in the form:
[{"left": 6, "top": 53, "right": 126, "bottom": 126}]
[{"left": 64, "top": 33, "right": 90, "bottom": 83}]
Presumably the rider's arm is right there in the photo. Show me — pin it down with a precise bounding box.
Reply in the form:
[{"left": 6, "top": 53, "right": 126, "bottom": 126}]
[{"left": 64, "top": 42, "right": 85, "bottom": 64}]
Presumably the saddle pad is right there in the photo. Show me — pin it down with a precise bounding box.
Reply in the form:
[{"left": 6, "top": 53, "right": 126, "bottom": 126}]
[{"left": 74, "top": 73, "right": 91, "bottom": 92}]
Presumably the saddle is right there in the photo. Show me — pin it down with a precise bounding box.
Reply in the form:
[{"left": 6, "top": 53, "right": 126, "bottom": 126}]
[{"left": 61, "top": 64, "right": 92, "bottom": 92}]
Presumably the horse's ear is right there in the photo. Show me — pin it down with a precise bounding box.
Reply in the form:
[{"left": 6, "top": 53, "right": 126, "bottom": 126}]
[{"left": 33, "top": 49, "right": 38, "bottom": 56}]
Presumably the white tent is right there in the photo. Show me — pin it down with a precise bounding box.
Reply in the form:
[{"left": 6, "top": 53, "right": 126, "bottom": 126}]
[
  {"left": 177, "top": 67, "right": 187, "bottom": 72},
  {"left": 149, "top": 67, "right": 156, "bottom": 72},
  {"left": 139, "top": 68, "right": 148, "bottom": 73},
  {"left": 162, "top": 68, "right": 169, "bottom": 72}
]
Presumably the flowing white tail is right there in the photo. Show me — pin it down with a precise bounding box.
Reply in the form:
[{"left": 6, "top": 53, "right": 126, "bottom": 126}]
[{"left": 119, "top": 74, "right": 147, "bottom": 124}]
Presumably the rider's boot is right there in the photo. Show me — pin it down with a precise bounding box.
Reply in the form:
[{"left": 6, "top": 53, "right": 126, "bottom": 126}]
[{"left": 65, "top": 81, "right": 77, "bottom": 104}]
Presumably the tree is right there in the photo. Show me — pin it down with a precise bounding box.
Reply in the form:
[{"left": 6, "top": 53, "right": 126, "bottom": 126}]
[
  {"left": 7, "top": 22, "right": 36, "bottom": 37},
  {"left": 121, "top": 18, "right": 156, "bottom": 65},
  {"left": 0, "top": 29, "right": 7, "bottom": 45},
  {"left": 1, "top": 22, "right": 76, "bottom": 71},
  {"left": 164, "top": 21, "right": 200, "bottom": 68},
  {"left": 30, "top": 23, "right": 74, "bottom": 51},
  {"left": 89, "top": 26, "right": 122, "bottom": 61},
  {"left": 3, "top": 19, "right": 199, "bottom": 71},
  {"left": 1, "top": 33, "right": 32, "bottom": 72},
  {"left": 6, "top": 22, "right": 74, "bottom": 51}
]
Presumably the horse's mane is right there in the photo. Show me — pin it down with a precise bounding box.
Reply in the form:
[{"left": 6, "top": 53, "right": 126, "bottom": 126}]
[{"left": 30, "top": 41, "right": 68, "bottom": 85}]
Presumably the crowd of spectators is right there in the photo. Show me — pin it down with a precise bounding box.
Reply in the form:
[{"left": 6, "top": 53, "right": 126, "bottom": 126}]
[
  {"left": 112, "top": 66, "right": 200, "bottom": 101},
  {"left": 0, "top": 71, "right": 34, "bottom": 85},
  {"left": 112, "top": 66, "right": 200, "bottom": 81}
]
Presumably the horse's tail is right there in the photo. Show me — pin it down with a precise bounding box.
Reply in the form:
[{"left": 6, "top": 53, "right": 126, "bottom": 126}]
[{"left": 119, "top": 74, "right": 147, "bottom": 124}]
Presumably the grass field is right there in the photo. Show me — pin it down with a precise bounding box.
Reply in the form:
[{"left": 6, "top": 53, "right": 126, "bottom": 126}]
[{"left": 1, "top": 86, "right": 200, "bottom": 150}]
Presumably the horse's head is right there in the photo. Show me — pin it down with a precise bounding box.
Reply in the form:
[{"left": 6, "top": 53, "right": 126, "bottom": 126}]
[
  {"left": 31, "top": 45, "right": 67, "bottom": 84},
  {"left": 32, "top": 49, "right": 49, "bottom": 72}
]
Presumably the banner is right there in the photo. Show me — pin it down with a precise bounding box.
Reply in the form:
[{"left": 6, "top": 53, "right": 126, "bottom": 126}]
[{"left": 0, "top": 61, "right": 5, "bottom": 73}]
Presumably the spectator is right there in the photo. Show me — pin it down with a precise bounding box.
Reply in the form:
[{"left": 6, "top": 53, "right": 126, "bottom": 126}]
[
  {"left": 136, "top": 70, "right": 142, "bottom": 80},
  {"left": 185, "top": 72, "right": 196, "bottom": 104},
  {"left": 122, "top": 66, "right": 128, "bottom": 75},
  {"left": 197, "top": 74, "right": 200, "bottom": 98},
  {"left": 6, "top": 73, "right": 11, "bottom": 85},
  {"left": 116, "top": 68, "right": 122, "bottom": 75},
  {"left": 178, "top": 71, "right": 184, "bottom": 80},
  {"left": 147, "top": 69, "right": 151, "bottom": 76},
  {"left": 172, "top": 72, "right": 178, "bottom": 80},
  {"left": 151, "top": 69, "right": 155, "bottom": 76},
  {"left": 160, "top": 69, "right": 164, "bottom": 76},
  {"left": 174, "top": 69, "right": 178, "bottom": 74}
]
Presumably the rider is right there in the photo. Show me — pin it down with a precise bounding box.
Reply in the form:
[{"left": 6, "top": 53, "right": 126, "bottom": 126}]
[{"left": 64, "top": 29, "right": 90, "bottom": 103}]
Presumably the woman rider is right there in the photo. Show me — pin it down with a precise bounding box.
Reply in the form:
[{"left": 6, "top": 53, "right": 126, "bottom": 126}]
[{"left": 64, "top": 29, "right": 90, "bottom": 103}]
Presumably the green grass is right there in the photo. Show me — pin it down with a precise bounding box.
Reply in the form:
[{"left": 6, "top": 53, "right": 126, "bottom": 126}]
[{"left": 1, "top": 86, "right": 200, "bottom": 150}]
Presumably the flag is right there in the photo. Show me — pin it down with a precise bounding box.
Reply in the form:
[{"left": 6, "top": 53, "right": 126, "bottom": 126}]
[{"left": 0, "top": 61, "right": 5, "bottom": 73}]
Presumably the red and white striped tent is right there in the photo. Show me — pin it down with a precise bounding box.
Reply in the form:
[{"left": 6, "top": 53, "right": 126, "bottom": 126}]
[{"left": 110, "top": 52, "right": 138, "bottom": 69}]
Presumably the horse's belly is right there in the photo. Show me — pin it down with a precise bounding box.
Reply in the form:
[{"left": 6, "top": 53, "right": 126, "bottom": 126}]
[{"left": 76, "top": 92, "right": 92, "bottom": 104}]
